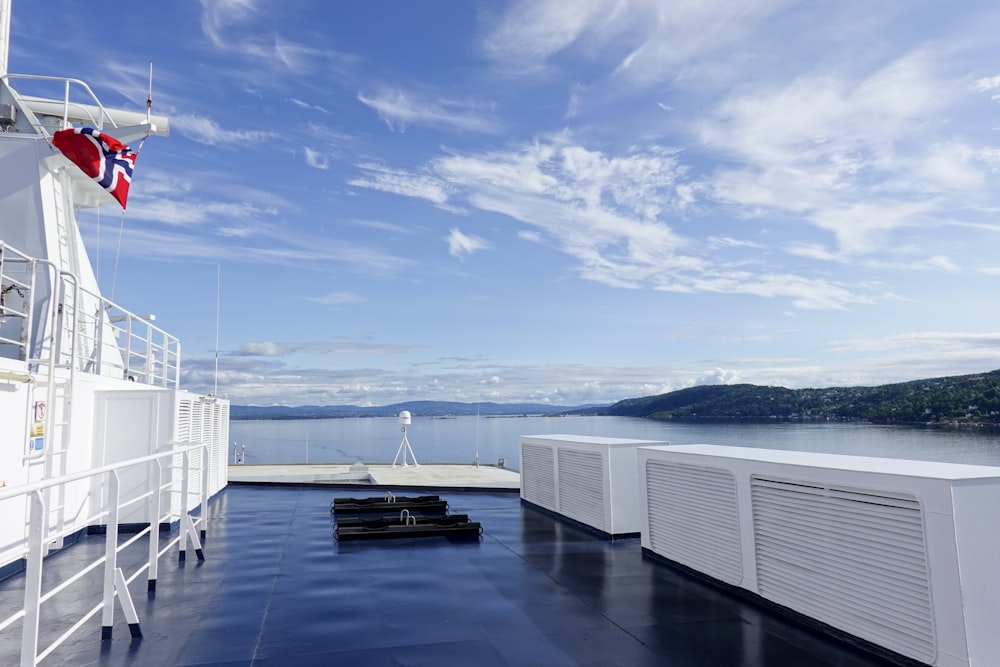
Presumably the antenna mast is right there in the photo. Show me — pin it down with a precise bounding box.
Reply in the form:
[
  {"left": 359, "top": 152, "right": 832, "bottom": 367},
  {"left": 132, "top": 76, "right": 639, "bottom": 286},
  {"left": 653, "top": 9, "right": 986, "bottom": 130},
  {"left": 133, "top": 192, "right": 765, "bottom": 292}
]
[{"left": 146, "top": 61, "right": 152, "bottom": 124}]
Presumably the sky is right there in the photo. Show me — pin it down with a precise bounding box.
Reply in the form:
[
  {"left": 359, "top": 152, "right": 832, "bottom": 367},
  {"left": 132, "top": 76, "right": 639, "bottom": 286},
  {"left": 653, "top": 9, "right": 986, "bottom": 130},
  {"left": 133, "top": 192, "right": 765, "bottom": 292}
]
[{"left": 9, "top": 0, "right": 1000, "bottom": 407}]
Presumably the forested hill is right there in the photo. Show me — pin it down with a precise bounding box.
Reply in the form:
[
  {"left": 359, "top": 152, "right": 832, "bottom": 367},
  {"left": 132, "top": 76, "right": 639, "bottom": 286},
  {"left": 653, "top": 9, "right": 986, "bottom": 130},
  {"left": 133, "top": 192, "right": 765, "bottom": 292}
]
[{"left": 595, "top": 370, "right": 1000, "bottom": 425}]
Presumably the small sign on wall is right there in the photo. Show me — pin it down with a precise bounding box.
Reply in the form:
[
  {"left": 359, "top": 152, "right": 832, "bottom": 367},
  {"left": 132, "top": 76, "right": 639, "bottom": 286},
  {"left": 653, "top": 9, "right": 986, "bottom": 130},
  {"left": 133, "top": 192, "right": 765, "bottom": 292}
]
[{"left": 28, "top": 401, "right": 46, "bottom": 454}]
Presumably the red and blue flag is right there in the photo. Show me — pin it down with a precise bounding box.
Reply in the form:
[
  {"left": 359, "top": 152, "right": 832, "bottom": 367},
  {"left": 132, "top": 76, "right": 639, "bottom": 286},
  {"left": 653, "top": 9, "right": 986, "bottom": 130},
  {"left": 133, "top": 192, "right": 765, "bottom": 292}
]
[{"left": 52, "top": 127, "right": 137, "bottom": 209}]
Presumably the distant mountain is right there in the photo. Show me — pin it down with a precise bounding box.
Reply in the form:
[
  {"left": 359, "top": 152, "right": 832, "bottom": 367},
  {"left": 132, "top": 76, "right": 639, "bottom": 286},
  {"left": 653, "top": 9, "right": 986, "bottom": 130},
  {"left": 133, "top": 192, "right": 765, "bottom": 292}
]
[
  {"left": 585, "top": 369, "right": 1000, "bottom": 425},
  {"left": 230, "top": 400, "right": 604, "bottom": 420}
]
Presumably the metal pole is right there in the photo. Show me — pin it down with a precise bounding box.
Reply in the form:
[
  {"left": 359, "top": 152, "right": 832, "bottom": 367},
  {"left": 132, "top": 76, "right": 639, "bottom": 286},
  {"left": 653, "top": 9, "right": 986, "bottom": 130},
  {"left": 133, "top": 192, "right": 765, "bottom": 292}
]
[
  {"left": 147, "top": 458, "right": 162, "bottom": 591},
  {"left": 101, "top": 472, "right": 120, "bottom": 639},
  {"left": 19, "top": 490, "right": 45, "bottom": 667}
]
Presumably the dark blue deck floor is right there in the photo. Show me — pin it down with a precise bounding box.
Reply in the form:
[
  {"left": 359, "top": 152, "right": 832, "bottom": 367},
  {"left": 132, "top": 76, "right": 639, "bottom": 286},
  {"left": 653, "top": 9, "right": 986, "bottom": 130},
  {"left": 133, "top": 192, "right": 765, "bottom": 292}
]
[{"left": 1, "top": 485, "right": 904, "bottom": 666}]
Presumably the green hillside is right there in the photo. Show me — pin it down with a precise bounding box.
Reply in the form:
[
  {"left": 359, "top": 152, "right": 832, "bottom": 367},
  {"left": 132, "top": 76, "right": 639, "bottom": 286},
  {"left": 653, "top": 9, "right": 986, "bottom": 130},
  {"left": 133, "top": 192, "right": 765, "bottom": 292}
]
[{"left": 599, "top": 370, "right": 1000, "bottom": 424}]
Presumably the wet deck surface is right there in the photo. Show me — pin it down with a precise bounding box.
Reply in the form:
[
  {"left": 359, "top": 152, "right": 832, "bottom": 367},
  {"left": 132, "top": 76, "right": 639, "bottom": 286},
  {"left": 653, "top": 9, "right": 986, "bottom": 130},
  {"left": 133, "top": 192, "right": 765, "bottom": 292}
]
[{"left": 0, "top": 485, "right": 903, "bottom": 666}]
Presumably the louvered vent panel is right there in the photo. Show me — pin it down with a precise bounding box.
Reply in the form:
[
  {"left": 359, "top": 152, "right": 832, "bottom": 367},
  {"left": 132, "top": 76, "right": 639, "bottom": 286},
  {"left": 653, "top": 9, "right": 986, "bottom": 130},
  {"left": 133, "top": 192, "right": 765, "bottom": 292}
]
[
  {"left": 521, "top": 445, "right": 556, "bottom": 510},
  {"left": 176, "top": 398, "right": 193, "bottom": 442},
  {"left": 207, "top": 402, "right": 221, "bottom": 492},
  {"left": 751, "top": 477, "right": 934, "bottom": 664},
  {"left": 557, "top": 449, "right": 605, "bottom": 530},
  {"left": 645, "top": 461, "right": 742, "bottom": 585}
]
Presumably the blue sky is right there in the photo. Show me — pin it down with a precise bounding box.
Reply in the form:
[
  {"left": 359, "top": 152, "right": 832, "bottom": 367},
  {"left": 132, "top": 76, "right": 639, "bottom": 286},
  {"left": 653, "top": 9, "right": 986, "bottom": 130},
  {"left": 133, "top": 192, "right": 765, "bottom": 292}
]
[{"left": 11, "top": 0, "right": 1000, "bottom": 407}]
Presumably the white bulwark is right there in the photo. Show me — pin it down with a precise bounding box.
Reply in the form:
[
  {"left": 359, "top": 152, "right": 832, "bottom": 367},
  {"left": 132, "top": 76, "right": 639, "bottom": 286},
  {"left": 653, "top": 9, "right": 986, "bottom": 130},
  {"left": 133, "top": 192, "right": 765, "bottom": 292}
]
[
  {"left": 520, "top": 434, "right": 669, "bottom": 537},
  {"left": 637, "top": 444, "right": 1000, "bottom": 667}
]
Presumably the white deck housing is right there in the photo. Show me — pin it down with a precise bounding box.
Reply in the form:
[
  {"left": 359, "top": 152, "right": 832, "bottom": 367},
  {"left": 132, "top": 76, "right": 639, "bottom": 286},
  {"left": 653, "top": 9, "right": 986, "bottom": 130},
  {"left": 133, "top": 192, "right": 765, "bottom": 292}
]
[
  {"left": 637, "top": 444, "right": 1000, "bottom": 667},
  {"left": 520, "top": 434, "right": 669, "bottom": 536}
]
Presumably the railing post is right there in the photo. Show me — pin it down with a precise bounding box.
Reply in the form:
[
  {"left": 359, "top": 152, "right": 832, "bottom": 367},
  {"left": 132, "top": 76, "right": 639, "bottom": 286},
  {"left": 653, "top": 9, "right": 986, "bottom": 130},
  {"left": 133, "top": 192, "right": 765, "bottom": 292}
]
[
  {"left": 200, "top": 444, "right": 209, "bottom": 540},
  {"left": 144, "top": 326, "right": 153, "bottom": 385},
  {"left": 179, "top": 450, "right": 190, "bottom": 561},
  {"left": 101, "top": 471, "right": 120, "bottom": 639},
  {"left": 19, "top": 490, "right": 46, "bottom": 667},
  {"left": 147, "top": 458, "right": 162, "bottom": 592}
]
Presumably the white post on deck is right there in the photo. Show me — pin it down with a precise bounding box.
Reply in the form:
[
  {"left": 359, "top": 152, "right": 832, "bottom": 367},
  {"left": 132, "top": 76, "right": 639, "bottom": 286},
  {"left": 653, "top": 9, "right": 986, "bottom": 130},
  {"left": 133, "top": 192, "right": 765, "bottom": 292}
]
[
  {"left": 19, "top": 490, "right": 46, "bottom": 667},
  {"left": 179, "top": 451, "right": 190, "bottom": 560},
  {"left": 147, "top": 458, "right": 163, "bottom": 591},
  {"left": 101, "top": 472, "right": 121, "bottom": 639},
  {"left": 200, "top": 445, "right": 209, "bottom": 539}
]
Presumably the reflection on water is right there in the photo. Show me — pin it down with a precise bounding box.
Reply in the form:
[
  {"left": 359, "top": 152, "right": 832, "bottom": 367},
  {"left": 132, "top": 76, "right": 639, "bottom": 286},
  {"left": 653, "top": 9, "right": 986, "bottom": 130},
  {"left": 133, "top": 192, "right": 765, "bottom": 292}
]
[{"left": 229, "top": 415, "right": 1000, "bottom": 470}]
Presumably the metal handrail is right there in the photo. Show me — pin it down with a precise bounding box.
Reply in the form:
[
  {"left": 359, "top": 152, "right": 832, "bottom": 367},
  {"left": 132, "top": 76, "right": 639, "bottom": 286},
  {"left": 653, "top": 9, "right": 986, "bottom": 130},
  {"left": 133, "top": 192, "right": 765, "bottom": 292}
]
[
  {"left": 3, "top": 74, "right": 117, "bottom": 131},
  {"left": 0, "top": 442, "right": 209, "bottom": 667},
  {"left": 0, "top": 240, "right": 181, "bottom": 388}
]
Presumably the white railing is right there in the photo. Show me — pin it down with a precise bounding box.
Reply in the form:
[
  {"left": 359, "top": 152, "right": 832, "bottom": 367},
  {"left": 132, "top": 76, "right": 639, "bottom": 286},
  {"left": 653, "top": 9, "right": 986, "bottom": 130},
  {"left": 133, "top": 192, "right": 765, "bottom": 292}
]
[
  {"left": 0, "top": 242, "right": 39, "bottom": 361},
  {"left": 3, "top": 74, "right": 120, "bottom": 133},
  {"left": 0, "top": 241, "right": 180, "bottom": 388},
  {"left": 0, "top": 442, "right": 209, "bottom": 667}
]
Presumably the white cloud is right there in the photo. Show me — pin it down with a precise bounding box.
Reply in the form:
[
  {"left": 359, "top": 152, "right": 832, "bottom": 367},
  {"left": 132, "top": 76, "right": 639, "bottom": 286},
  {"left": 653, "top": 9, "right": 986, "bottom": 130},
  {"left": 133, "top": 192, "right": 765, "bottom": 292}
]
[
  {"left": 303, "top": 291, "right": 366, "bottom": 306},
  {"left": 357, "top": 89, "right": 500, "bottom": 133},
  {"left": 974, "top": 75, "right": 1000, "bottom": 94},
  {"left": 198, "top": 0, "right": 259, "bottom": 48},
  {"left": 172, "top": 113, "right": 276, "bottom": 146},
  {"left": 348, "top": 133, "right": 881, "bottom": 309},
  {"left": 348, "top": 163, "right": 451, "bottom": 206},
  {"left": 446, "top": 228, "right": 490, "bottom": 258},
  {"left": 304, "top": 146, "right": 328, "bottom": 170},
  {"left": 234, "top": 339, "right": 417, "bottom": 357},
  {"left": 482, "top": 0, "right": 620, "bottom": 76},
  {"left": 291, "top": 98, "right": 329, "bottom": 113}
]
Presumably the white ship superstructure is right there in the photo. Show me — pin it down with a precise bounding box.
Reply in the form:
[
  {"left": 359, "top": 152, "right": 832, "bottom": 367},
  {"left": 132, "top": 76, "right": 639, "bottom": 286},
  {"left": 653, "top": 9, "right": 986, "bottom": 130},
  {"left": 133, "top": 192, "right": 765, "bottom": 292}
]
[{"left": 0, "top": 0, "right": 228, "bottom": 581}]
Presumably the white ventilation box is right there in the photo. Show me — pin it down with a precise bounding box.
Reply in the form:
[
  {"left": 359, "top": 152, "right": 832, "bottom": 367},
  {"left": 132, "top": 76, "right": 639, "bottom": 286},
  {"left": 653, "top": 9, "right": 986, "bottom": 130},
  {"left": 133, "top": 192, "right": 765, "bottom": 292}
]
[
  {"left": 638, "top": 444, "right": 1000, "bottom": 667},
  {"left": 520, "top": 434, "right": 669, "bottom": 537}
]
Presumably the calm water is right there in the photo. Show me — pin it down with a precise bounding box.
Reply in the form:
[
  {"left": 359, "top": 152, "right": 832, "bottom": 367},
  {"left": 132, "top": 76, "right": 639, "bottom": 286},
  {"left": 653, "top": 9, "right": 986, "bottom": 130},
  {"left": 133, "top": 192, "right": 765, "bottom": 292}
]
[{"left": 229, "top": 415, "right": 1000, "bottom": 470}]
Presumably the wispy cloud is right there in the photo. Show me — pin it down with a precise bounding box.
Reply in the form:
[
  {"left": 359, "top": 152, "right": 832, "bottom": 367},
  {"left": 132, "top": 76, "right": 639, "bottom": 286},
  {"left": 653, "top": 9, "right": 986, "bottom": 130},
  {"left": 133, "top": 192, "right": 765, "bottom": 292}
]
[
  {"left": 482, "top": 0, "right": 623, "bottom": 77},
  {"left": 233, "top": 339, "right": 417, "bottom": 357},
  {"left": 290, "top": 98, "right": 330, "bottom": 113},
  {"left": 348, "top": 163, "right": 452, "bottom": 206},
  {"left": 349, "top": 133, "right": 877, "bottom": 309},
  {"left": 303, "top": 291, "right": 366, "bottom": 306},
  {"left": 304, "top": 146, "right": 329, "bottom": 169},
  {"left": 198, "top": 0, "right": 259, "bottom": 48},
  {"left": 446, "top": 228, "right": 490, "bottom": 258},
  {"left": 357, "top": 89, "right": 500, "bottom": 133},
  {"left": 172, "top": 113, "right": 276, "bottom": 146}
]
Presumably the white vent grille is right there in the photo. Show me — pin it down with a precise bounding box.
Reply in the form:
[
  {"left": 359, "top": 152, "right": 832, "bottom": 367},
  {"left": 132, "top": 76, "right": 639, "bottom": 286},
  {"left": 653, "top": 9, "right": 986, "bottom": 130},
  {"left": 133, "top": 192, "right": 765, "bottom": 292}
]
[
  {"left": 645, "top": 461, "right": 742, "bottom": 585},
  {"left": 174, "top": 395, "right": 229, "bottom": 496},
  {"left": 521, "top": 444, "right": 556, "bottom": 510},
  {"left": 557, "top": 449, "right": 605, "bottom": 530},
  {"left": 751, "top": 477, "right": 934, "bottom": 664},
  {"left": 176, "top": 398, "right": 192, "bottom": 442}
]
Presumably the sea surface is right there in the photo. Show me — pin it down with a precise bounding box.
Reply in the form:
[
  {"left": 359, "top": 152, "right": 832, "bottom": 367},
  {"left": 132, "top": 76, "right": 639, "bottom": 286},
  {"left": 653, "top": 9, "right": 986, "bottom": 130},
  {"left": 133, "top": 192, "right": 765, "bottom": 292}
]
[{"left": 229, "top": 415, "right": 1000, "bottom": 471}]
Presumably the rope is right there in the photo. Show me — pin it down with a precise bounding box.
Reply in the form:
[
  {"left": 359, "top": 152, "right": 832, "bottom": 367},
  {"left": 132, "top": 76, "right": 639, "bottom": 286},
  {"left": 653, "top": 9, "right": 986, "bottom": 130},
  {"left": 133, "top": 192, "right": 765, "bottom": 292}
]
[{"left": 109, "top": 134, "right": 148, "bottom": 302}]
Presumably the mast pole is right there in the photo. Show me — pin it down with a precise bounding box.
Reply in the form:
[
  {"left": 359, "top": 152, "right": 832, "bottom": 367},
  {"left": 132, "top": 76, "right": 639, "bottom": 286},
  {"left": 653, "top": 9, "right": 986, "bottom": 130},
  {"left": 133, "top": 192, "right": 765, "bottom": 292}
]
[{"left": 0, "top": 0, "right": 12, "bottom": 77}]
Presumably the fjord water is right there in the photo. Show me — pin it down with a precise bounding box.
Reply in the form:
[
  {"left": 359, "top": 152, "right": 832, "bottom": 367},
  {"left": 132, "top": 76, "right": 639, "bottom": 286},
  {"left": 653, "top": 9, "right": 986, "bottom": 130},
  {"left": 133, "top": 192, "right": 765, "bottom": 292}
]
[{"left": 228, "top": 415, "right": 1000, "bottom": 470}]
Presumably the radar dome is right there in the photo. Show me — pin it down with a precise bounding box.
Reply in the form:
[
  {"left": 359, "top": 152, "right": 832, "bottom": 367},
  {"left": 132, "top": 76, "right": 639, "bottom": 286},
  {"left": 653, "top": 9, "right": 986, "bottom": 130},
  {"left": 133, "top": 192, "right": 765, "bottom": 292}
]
[{"left": 398, "top": 410, "right": 411, "bottom": 426}]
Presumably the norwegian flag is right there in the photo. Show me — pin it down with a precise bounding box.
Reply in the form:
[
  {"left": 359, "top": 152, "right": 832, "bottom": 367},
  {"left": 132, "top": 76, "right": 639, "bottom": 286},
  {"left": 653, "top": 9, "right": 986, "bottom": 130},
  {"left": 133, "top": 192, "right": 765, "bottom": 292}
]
[{"left": 52, "top": 127, "right": 137, "bottom": 209}]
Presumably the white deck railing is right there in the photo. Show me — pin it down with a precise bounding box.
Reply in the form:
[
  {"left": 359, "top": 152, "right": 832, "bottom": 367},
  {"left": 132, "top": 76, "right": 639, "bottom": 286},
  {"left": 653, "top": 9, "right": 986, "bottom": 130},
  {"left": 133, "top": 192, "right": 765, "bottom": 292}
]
[
  {"left": 0, "top": 442, "right": 209, "bottom": 667},
  {"left": 0, "top": 240, "right": 180, "bottom": 387}
]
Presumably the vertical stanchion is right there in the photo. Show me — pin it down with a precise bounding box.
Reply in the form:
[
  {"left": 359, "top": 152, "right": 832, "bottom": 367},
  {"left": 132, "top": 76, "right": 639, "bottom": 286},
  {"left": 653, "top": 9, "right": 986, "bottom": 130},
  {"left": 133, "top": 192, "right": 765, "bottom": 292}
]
[
  {"left": 179, "top": 450, "right": 189, "bottom": 561},
  {"left": 147, "top": 458, "right": 162, "bottom": 592},
  {"left": 20, "top": 490, "right": 46, "bottom": 667},
  {"left": 101, "top": 472, "right": 120, "bottom": 639},
  {"left": 200, "top": 444, "right": 208, "bottom": 540}
]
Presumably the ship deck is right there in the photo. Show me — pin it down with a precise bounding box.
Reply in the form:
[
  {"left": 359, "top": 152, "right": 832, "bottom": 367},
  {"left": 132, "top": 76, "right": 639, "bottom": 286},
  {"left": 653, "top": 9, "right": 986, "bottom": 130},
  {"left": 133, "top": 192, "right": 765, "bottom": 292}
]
[{"left": 0, "top": 484, "right": 905, "bottom": 666}]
